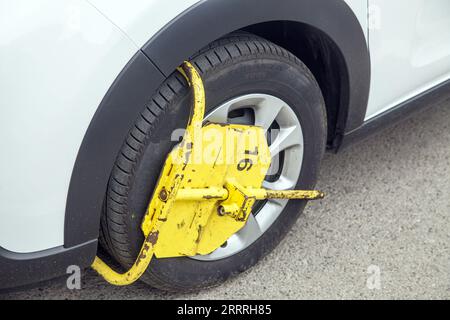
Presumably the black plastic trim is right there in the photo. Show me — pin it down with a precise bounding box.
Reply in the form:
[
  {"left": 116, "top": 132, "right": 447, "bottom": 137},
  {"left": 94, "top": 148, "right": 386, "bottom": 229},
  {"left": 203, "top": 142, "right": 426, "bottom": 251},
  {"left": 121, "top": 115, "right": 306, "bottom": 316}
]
[
  {"left": 64, "top": 52, "right": 165, "bottom": 247},
  {"left": 340, "top": 79, "right": 450, "bottom": 149},
  {"left": 0, "top": 240, "right": 97, "bottom": 290}
]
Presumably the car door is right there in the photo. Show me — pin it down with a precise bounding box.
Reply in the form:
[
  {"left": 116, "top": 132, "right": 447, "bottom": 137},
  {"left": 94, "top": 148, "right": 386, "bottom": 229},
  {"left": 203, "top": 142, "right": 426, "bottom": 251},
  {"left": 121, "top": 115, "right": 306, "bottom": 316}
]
[{"left": 366, "top": 0, "right": 450, "bottom": 119}]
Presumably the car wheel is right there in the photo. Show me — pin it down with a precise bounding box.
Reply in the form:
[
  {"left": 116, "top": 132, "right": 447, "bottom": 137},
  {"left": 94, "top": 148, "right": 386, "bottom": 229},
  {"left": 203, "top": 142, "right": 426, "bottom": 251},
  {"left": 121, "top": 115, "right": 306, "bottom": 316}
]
[{"left": 100, "top": 32, "right": 327, "bottom": 292}]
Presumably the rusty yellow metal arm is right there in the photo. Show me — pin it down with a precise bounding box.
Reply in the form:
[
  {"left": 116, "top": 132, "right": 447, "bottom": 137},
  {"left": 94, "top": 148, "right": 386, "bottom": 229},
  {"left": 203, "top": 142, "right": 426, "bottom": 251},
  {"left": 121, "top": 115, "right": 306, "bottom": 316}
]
[
  {"left": 91, "top": 234, "right": 157, "bottom": 286},
  {"left": 176, "top": 187, "right": 324, "bottom": 201},
  {"left": 252, "top": 189, "right": 325, "bottom": 200}
]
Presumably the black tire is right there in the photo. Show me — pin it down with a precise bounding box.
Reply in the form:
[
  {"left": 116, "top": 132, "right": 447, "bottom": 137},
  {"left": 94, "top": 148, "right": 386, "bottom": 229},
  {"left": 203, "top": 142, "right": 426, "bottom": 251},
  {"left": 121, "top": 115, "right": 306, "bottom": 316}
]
[{"left": 100, "top": 32, "right": 326, "bottom": 292}]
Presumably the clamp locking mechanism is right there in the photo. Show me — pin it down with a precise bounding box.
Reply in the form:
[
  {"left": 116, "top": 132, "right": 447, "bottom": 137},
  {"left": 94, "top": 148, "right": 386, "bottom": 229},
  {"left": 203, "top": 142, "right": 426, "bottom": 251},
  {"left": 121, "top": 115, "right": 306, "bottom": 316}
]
[{"left": 92, "top": 62, "right": 324, "bottom": 286}]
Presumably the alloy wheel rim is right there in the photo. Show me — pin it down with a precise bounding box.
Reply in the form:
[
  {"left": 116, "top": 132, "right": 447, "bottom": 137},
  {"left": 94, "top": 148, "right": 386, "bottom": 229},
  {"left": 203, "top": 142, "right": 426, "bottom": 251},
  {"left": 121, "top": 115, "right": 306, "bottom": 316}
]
[{"left": 190, "top": 94, "right": 304, "bottom": 261}]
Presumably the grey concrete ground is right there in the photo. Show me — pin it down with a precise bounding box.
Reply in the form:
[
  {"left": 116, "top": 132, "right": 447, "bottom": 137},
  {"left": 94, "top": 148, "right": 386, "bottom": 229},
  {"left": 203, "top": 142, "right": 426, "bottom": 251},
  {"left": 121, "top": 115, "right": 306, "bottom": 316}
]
[{"left": 2, "top": 100, "right": 450, "bottom": 300}]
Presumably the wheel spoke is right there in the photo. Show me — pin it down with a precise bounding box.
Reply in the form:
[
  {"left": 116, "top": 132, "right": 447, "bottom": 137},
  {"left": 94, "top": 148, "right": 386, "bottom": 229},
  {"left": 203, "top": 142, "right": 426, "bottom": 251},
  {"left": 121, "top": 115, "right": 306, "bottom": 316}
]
[
  {"left": 254, "top": 97, "right": 285, "bottom": 130},
  {"left": 269, "top": 126, "right": 301, "bottom": 158},
  {"left": 255, "top": 199, "right": 287, "bottom": 231},
  {"left": 236, "top": 214, "right": 263, "bottom": 246},
  {"left": 203, "top": 103, "right": 230, "bottom": 123},
  {"left": 268, "top": 198, "right": 287, "bottom": 207},
  {"left": 263, "top": 174, "right": 297, "bottom": 190}
]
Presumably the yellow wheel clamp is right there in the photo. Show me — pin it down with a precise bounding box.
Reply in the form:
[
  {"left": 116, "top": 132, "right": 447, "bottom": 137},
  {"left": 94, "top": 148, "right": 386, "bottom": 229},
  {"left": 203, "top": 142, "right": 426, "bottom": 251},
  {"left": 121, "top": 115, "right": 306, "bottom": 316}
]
[{"left": 92, "top": 62, "right": 325, "bottom": 286}]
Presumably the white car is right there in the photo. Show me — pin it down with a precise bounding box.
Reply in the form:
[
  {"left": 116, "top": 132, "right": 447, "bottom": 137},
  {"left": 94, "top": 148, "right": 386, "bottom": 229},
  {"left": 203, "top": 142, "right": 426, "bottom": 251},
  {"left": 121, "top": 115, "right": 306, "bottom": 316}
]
[{"left": 1, "top": 0, "right": 449, "bottom": 291}]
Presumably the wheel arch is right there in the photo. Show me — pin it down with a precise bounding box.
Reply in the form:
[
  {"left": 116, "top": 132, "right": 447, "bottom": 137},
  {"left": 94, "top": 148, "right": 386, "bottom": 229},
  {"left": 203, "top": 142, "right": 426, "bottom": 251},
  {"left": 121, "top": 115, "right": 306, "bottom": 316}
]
[
  {"left": 65, "top": 0, "right": 370, "bottom": 248},
  {"left": 243, "top": 21, "right": 355, "bottom": 147},
  {"left": 142, "top": 0, "right": 371, "bottom": 146}
]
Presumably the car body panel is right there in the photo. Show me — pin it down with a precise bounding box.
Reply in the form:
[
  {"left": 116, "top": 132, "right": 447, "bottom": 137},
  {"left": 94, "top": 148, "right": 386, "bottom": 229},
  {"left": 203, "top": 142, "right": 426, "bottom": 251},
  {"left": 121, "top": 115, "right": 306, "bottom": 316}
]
[
  {"left": 88, "top": 0, "right": 202, "bottom": 49},
  {"left": 366, "top": 0, "right": 450, "bottom": 119},
  {"left": 0, "top": 0, "right": 138, "bottom": 252},
  {"left": 88, "top": 0, "right": 369, "bottom": 49}
]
